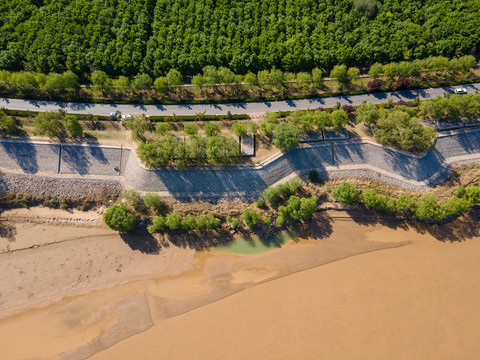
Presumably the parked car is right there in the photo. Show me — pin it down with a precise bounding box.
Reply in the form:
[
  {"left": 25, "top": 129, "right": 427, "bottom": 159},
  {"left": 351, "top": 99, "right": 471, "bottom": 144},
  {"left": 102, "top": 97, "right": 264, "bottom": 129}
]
[
  {"left": 109, "top": 112, "right": 120, "bottom": 118},
  {"left": 121, "top": 114, "right": 133, "bottom": 119},
  {"left": 454, "top": 87, "right": 467, "bottom": 94}
]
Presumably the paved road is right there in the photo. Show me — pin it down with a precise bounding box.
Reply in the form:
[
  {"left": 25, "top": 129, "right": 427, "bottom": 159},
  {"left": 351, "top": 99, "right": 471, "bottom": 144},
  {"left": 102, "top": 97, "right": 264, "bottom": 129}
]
[{"left": 0, "top": 83, "right": 479, "bottom": 116}]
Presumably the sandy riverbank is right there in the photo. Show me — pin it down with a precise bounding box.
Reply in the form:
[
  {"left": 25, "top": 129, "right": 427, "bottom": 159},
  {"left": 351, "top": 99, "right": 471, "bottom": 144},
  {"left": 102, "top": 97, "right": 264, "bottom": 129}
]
[{"left": 0, "top": 207, "right": 479, "bottom": 359}]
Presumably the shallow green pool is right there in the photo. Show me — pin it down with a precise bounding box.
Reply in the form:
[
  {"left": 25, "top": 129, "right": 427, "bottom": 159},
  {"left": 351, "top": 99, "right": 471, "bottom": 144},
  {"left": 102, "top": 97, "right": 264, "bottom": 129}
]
[{"left": 212, "top": 227, "right": 301, "bottom": 255}]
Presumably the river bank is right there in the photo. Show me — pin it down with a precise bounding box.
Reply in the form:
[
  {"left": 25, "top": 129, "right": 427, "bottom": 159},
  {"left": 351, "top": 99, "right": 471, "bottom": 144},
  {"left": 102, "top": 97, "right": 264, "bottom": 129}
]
[{"left": 0, "top": 206, "right": 479, "bottom": 359}]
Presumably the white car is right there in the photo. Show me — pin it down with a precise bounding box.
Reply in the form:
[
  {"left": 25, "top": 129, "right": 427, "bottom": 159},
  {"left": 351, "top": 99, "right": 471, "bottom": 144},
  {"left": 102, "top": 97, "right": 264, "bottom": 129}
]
[
  {"left": 121, "top": 114, "right": 133, "bottom": 119},
  {"left": 109, "top": 112, "right": 120, "bottom": 118},
  {"left": 454, "top": 87, "right": 467, "bottom": 94}
]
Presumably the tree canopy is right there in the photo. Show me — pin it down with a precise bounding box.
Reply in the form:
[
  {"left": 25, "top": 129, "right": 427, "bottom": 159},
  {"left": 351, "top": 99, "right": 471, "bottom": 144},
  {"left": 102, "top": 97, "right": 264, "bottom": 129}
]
[{"left": 1, "top": 0, "right": 478, "bottom": 78}]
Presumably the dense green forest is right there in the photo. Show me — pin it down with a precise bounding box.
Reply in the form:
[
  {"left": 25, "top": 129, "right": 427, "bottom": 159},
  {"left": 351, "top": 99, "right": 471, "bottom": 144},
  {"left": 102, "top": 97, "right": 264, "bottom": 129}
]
[{"left": 0, "top": 0, "right": 479, "bottom": 79}]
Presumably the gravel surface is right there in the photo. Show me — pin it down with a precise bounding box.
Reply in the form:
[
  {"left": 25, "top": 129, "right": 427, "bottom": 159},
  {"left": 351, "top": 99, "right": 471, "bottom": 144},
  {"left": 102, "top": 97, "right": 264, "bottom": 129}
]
[{"left": 0, "top": 172, "right": 123, "bottom": 198}]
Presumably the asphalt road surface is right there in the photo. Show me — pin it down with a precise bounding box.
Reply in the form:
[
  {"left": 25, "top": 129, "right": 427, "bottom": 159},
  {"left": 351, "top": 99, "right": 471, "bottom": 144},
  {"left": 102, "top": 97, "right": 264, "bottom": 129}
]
[{"left": 0, "top": 83, "right": 479, "bottom": 117}]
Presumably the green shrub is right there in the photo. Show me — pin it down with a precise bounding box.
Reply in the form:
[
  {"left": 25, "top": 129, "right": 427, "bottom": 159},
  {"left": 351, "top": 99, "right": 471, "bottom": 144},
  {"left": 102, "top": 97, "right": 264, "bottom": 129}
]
[
  {"left": 260, "top": 121, "right": 276, "bottom": 136},
  {"left": 277, "top": 183, "right": 293, "bottom": 197},
  {"left": 242, "top": 207, "right": 260, "bottom": 228},
  {"left": 132, "top": 73, "right": 153, "bottom": 90},
  {"left": 231, "top": 218, "right": 239, "bottom": 229},
  {"left": 263, "top": 186, "right": 281, "bottom": 203},
  {"left": 456, "top": 187, "right": 466, "bottom": 198},
  {"left": 249, "top": 122, "right": 259, "bottom": 134},
  {"left": 232, "top": 122, "right": 247, "bottom": 137},
  {"left": 395, "top": 196, "right": 417, "bottom": 214},
  {"left": 203, "top": 121, "right": 220, "bottom": 136},
  {"left": 289, "top": 177, "right": 302, "bottom": 191},
  {"left": 124, "top": 115, "right": 149, "bottom": 141},
  {"left": 63, "top": 115, "right": 82, "bottom": 137},
  {"left": 33, "top": 111, "right": 63, "bottom": 138},
  {"left": 465, "top": 186, "right": 480, "bottom": 203},
  {"left": 299, "top": 196, "right": 318, "bottom": 219},
  {"left": 330, "top": 109, "right": 349, "bottom": 130},
  {"left": 256, "top": 198, "right": 266, "bottom": 208},
  {"left": 414, "top": 195, "right": 445, "bottom": 222},
  {"left": 330, "top": 65, "right": 348, "bottom": 84},
  {"left": 165, "top": 212, "right": 182, "bottom": 230},
  {"left": 374, "top": 109, "right": 436, "bottom": 152},
  {"left": 0, "top": 111, "right": 18, "bottom": 135},
  {"left": 273, "top": 121, "right": 301, "bottom": 149},
  {"left": 440, "top": 196, "right": 472, "bottom": 217},
  {"left": 155, "top": 122, "right": 174, "bottom": 135},
  {"left": 276, "top": 195, "right": 317, "bottom": 225},
  {"left": 181, "top": 214, "right": 197, "bottom": 230},
  {"left": 122, "top": 189, "right": 146, "bottom": 214},
  {"left": 184, "top": 123, "right": 198, "bottom": 136},
  {"left": 195, "top": 214, "right": 221, "bottom": 230},
  {"left": 147, "top": 215, "right": 167, "bottom": 233},
  {"left": 103, "top": 204, "right": 136, "bottom": 233},
  {"left": 356, "top": 102, "right": 379, "bottom": 125},
  {"left": 361, "top": 189, "right": 395, "bottom": 213},
  {"left": 137, "top": 135, "right": 177, "bottom": 167},
  {"left": 332, "top": 182, "right": 359, "bottom": 205},
  {"left": 262, "top": 216, "right": 272, "bottom": 226},
  {"left": 206, "top": 135, "right": 240, "bottom": 165},
  {"left": 143, "top": 193, "right": 165, "bottom": 211}
]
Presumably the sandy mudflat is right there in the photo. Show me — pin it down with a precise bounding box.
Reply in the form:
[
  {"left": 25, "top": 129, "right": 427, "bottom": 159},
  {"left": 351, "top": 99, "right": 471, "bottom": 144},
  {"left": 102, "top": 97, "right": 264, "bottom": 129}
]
[
  {"left": 89, "top": 225, "right": 480, "bottom": 360},
  {"left": 0, "top": 208, "right": 480, "bottom": 359}
]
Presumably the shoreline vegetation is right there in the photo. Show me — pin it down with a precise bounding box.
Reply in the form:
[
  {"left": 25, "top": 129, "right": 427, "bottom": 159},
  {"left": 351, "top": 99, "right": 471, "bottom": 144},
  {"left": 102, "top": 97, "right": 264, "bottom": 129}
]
[
  {"left": 3, "top": 163, "right": 479, "bottom": 250},
  {"left": 102, "top": 171, "right": 480, "bottom": 241},
  {"left": 0, "top": 56, "right": 477, "bottom": 105}
]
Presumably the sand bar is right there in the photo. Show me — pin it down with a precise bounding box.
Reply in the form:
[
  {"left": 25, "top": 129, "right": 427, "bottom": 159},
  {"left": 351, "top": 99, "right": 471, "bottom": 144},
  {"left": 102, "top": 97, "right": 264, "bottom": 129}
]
[{"left": 0, "top": 208, "right": 479, "bottom": 359}]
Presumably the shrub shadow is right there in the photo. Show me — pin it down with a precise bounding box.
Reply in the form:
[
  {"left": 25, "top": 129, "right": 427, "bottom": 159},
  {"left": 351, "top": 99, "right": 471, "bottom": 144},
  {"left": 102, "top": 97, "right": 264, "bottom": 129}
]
[
  {"left": 120, "top": 229, "right": 161, "bottom": 254},
  {"left": 0, "top": 222, "right": 16, "bottom": 242},
  {"left": 408, "top": 206, "right": 480, "bottom": 242},
  {"left": 345, "top": 204, "right": 409, "bottom": 230},
  {"left": 167, "top": 230, "right": 235, "bottom": 250}
]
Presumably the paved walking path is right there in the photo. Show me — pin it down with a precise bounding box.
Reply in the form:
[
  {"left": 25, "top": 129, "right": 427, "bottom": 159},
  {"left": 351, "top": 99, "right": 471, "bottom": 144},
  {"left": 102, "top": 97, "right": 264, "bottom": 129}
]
[
  {"left": 1, "top": 128, "right": 480, "bottom": 199},
  {"left": 0, "top": 83, "right": 479, "bottom": 116}
]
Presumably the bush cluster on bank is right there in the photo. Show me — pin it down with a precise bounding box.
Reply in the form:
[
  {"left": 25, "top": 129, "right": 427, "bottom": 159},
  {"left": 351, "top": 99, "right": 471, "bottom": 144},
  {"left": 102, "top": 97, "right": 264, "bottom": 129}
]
[
  {"left": 147, "top": 212, "right": 222, "bottom": 233},
  {"left": 102, "top": 179, "right": 319, "bottom": 233},
  {"left": 262, "top": 178, "right": 303, "bottom": 204},
  {"left": 332, "top": 181, "right": 480, "bottom": 222}
]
